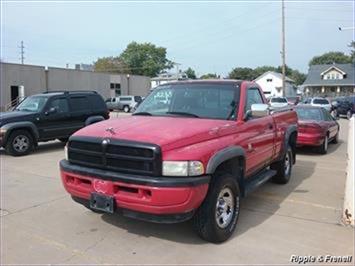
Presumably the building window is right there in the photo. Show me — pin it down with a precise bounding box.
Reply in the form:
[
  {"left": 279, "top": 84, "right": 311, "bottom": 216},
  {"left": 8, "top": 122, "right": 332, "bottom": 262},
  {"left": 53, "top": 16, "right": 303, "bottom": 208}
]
[
  {"left": 335, "top": 73, "right": 340, "bottom": 79},
  {"left": 115, "top": 89, "right": 121, "bottom": 96},
  {"left": 110, "top": 83, "right": 121, "bottom": 89},
  {"left": 266, "top": 78, "right": 273, "bottom": 82}
]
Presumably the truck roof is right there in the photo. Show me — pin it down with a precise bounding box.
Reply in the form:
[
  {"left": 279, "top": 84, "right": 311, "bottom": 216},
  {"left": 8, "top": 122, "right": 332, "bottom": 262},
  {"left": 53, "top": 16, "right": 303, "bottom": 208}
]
[{"left": 161, "top": 79, "right": 244, "bottom": 86}]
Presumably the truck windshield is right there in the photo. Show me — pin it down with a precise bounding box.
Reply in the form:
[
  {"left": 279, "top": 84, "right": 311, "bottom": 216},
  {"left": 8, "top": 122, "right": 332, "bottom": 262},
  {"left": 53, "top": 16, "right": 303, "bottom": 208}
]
[
  {"left": 135, "top": 83, "right": 238, "bottom": 120},
  {"left": 15, "top": 96, "right": 48, "bottom": 112}
]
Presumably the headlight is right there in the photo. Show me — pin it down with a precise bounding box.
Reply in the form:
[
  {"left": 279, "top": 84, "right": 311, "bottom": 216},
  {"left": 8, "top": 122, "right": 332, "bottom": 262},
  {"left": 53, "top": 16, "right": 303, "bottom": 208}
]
[
  {"left": 0, "top": 128, "right": 7, "bottom": 135},
  {"left": 162, "top": 161, "right": 204, "bottom": 176},
  {"left": 64, "top": 145, "right": 68, "bottom": 160}
]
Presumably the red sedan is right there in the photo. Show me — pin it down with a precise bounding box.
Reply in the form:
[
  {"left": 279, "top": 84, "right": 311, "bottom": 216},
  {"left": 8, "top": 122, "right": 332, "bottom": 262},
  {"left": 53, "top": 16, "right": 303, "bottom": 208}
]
[{"left": 295, "top": 105, "right": 339, "bottom": 154}]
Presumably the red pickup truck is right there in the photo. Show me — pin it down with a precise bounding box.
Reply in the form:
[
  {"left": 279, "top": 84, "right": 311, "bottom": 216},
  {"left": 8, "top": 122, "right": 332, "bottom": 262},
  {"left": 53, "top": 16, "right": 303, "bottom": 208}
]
[{"left": 60, "top": 80, "right": 298, "bottom": 243}]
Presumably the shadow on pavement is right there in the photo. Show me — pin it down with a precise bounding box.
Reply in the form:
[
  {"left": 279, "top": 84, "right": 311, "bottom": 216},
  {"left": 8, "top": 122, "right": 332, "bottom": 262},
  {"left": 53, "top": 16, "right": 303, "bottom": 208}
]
[{"left": 101, "top": 159, "right": 316, "bottom": 244}]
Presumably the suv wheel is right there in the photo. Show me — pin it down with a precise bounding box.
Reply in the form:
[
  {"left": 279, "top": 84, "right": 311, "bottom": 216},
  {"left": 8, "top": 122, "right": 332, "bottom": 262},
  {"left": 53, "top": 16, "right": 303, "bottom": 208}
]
[
  {"left": 123, "top": 105, "right": 130, "bottom": 113},
  {"left": 5, "top": 130, "right": 34, "bottom": 156},
  {"left": 271, "top": 145, "right": 293, "bottom": 184},
  {"left": 347, "top": 110, "right": 353, "bottom": 120},
  {"left": 317, "top": 135, "right": 328, "bottom": 154},
  {"left": 193, "top": 173, "right": 240, "bottom": 243}
]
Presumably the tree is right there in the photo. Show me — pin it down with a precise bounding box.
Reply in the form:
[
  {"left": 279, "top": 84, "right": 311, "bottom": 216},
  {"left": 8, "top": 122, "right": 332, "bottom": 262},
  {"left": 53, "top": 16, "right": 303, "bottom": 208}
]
[
  {"left": 289, "top": 69, "right": 307, "bottom": 85},
  {"left": 309, "top": 51, "right": 352, "bottom": 66},
  {"left": 93, "top": 56, "right": 129, "bottom": 73},
  {"left": 200, "top": 73, "right": 218, "bottom": 79},
  {"left": 119, "top": 42, "right": 173, "bottom": 77},
  {"left": 228, "top": 67, "right": 254, "bottom": 80},
  {"left": 349, "top": 41, "right": 355, "bottom": 63},
  {"left": 185, "top": 67, "right": 197, "bottom": 79}
]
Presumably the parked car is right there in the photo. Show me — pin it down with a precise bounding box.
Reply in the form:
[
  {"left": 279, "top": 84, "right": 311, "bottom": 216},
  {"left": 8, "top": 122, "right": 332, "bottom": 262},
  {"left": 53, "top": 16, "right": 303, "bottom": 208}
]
[
  {"left": 309, "top": 97, "right": 332, "bottom": 112},
  {"left": 60, "top": 80, "right": 298, "bottom": 243},
  {"left": 0, "top": 91, "right": 109, "bottom": 156},
  {"left": 286, "top": 96, "right": 300, "bottom": 106},
  {"left": 105, "top": 95, "right": 142, "bottom": 112},
  {"left": 332, "top": 96, "right": 355, "bottom": 119},
  {"left": 295, "top": 105, "right": 339, "bottom": 154},
  {"left": 269, "top": 97, "right": 289, "bottom": 108}
]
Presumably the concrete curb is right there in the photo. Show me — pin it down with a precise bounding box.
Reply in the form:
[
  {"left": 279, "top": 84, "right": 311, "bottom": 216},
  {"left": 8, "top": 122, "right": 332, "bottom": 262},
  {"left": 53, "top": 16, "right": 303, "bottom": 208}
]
[{"left": 343, "top": 116, "right": 354, "bottom": 226}]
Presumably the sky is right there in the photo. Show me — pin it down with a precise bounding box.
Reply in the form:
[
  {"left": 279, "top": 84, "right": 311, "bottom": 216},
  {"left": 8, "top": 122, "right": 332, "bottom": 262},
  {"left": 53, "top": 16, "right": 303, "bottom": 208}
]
[{"left": 1, "top": 0, "right": 354, "bottom": 77}]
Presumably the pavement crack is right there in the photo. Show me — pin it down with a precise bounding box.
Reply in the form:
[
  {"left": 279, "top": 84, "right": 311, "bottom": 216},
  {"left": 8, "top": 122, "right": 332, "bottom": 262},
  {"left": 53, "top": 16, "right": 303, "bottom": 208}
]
[{"left": 3, "top": 196, "right": 66, "bottom": 217}]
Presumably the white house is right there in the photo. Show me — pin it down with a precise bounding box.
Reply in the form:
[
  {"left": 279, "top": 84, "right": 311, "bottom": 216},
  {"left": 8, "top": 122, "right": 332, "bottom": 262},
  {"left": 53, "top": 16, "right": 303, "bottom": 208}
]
[
  {"left": 151, "top": 72, "right": 188, "bottom": 89},
  {"left": 254, "top": 71, "right": 297, "bottom": 98}
]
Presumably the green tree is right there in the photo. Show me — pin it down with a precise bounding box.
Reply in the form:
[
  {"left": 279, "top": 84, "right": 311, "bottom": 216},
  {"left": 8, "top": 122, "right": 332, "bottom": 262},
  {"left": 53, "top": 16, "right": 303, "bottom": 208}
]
[
  {"left": 309, "top": 51, "right": 352, "bottom": 66},
  {"left": 119, "top": 42, "right": 173, "bottom": 77},
  {"left": 228, "top": 67, "right": 254, "bottom": 80},
  {"left": 349, "top": 41, "right": 355, "bottom": 63},
  {"left": 185, "top": 67, "right": 197, "bottom": 79},
  {"left": 289, "top": 69, "right": 307, "bottom": 85},
  {"left": 200, "top": 73, "right": 218, "bottom": 79},
  {"left": 93, "top": 56, "right": 129, "bottom": 73}
]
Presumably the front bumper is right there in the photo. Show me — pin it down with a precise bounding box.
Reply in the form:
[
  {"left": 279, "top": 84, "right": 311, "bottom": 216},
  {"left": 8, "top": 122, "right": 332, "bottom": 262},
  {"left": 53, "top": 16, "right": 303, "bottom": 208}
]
[
  {"left": 297, "top": 133, "right": 324, "bottom": 147},
  {"left": 60, "top": 160, "right": 210, "bottom": 222}
]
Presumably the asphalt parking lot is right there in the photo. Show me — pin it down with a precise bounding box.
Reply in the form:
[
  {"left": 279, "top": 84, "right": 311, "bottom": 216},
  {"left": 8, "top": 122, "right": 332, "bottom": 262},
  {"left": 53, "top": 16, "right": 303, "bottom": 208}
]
[{"left": 1, "top": 116, "right": 354, "bottom": 264}]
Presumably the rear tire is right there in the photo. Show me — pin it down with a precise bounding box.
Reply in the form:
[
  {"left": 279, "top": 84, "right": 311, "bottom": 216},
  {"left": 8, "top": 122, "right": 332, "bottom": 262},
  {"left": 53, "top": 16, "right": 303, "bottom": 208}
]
[
  {"left": 5, "top": 130, "right": 34, "bottom": 156},
  {"left": 317, "top": 135, "right": 328, "bottom": 154},
  {"left": 193, "top": 173, "right": 240, "bottom": 243},
  {"left": 271, "top": 145, "right": 293, "bottom": 184}
]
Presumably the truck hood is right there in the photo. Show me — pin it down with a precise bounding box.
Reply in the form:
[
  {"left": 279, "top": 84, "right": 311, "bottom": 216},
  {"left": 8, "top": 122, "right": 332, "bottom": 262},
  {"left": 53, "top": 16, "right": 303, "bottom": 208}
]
[
  {"left": 74, "top": 116, "right": 232, "bottom": 151},
  {"left": 0, "top": 111, "right": 35, "bottom": 125}
]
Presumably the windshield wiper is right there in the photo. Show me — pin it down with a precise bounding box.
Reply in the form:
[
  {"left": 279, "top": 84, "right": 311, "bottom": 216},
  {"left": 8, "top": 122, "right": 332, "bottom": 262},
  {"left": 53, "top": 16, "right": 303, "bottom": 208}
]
[
  {"left": 166, "top": 111, "right": 199, "bottom": 118},
  {"left": 132, "top": 111, "right": 152, "bottom": 116}
]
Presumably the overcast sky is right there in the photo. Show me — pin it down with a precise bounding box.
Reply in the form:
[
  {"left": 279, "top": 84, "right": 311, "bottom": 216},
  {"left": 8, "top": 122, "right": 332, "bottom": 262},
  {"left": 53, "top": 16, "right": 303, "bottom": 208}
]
[{"left": 1, "top": 0, "right": 353, "bottom": 76}]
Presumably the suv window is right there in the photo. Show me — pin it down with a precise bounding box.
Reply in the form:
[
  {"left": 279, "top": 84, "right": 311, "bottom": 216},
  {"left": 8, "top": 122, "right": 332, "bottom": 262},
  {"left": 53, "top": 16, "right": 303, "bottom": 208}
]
[
  {"left": 119, "top": 97, "right": 132, "bottom": 101},
  {"left": 89, "top": 95, "right": 106, "bottom": 110},
  {"left": 245, "top": 88, "right": 263, "bottom": 112},
  {"left": 69, "top": 96, "right": 90, "bottom": 111},
  {"left": 48, "top": 98, "right": 69, "bottom": 113}
]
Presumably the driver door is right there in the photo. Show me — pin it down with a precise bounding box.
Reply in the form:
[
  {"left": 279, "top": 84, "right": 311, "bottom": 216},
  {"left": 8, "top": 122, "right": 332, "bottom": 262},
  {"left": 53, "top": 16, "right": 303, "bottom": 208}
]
[{"left": 37, "top": 97, "right": 71, "bottom": 140}]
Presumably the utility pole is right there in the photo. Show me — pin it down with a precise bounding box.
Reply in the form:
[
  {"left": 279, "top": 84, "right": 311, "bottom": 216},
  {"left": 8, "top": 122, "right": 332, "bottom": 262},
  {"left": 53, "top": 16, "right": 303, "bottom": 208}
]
[
  {"left": 281, "top": 0, "right": 286, "bottom": 97},
  {"left": 19, "top": 41, "right": 25, "bottom": 64},
  {"left": 174, "top": 62, "right": 181, "bottom": 80}
]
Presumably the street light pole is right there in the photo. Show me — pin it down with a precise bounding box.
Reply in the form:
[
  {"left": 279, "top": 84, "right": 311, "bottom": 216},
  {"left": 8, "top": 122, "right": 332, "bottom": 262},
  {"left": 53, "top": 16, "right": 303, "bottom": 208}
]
[{"left": 281, "top": 0, "right": 286, "bottom": 97}]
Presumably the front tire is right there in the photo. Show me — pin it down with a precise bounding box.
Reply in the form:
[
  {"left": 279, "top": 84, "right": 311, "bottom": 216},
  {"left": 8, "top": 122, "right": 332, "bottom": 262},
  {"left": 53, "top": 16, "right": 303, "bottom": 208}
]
[
  {"left": 193, "top": 173, "right": 240, "bottom": 243},
  {"left": 271, "top": 145, "right": 293, "bottom": 184},
  {"left": 5, "top": 130, "right": 34, "bottom": 156}
]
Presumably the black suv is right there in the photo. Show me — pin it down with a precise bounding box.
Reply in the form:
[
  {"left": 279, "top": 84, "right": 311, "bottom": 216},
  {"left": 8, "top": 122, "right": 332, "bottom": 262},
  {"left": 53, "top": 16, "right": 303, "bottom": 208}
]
[
  {"left": 332, "top": 96, "right": 355, "bottom": 119},
  {"left": 0, "top": 91, "right": 109, "bottom": 156}
]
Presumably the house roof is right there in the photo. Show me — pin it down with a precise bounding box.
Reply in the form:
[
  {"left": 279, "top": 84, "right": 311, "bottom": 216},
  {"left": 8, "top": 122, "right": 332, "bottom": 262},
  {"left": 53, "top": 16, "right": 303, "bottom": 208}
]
[
  {"left": 254, "top": 71, "right": 295, "bottom": 83},
  {"left": 303, "top": 63, "right": 355, "bottom": 86}
]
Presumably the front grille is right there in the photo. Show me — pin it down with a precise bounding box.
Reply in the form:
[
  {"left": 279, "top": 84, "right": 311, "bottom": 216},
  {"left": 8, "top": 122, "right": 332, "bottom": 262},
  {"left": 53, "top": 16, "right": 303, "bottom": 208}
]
[{"left": 68, "top": 136, "right": 162, "bottom": 176}]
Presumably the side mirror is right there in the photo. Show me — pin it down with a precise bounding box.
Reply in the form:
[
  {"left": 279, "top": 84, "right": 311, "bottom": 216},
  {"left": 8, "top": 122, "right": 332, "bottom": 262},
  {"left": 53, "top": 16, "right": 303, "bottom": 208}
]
[
  {"left": 251, "top": 103, "right": 269, "bottom": 118},
  {"left": 45, "top": 107, "right": 57, "bottom": 116}
]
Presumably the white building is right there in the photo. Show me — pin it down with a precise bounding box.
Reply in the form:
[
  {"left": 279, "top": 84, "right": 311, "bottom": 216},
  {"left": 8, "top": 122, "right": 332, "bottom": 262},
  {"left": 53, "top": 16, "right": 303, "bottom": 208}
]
[
  {"left": 254, "top": 71, "right": 297, "bottom": 98},
  {"left": 151, "top": 72, "right": 188, "bottom": 88}
]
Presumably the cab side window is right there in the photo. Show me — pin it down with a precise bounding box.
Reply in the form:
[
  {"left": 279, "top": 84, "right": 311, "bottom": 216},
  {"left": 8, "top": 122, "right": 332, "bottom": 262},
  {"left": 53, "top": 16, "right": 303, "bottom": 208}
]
[
  {"left": 245, "top": 88, "right": 263, "bottom": 113},
  {"left": 48, "top": 98, "right": 69, "bottom": 113}
]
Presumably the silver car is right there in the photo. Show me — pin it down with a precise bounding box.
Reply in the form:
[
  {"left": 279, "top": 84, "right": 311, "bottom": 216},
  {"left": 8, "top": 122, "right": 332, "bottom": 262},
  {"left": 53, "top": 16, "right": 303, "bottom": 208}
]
[{"left": 105, "top": 96, "right": 142, "bottom": 113}]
